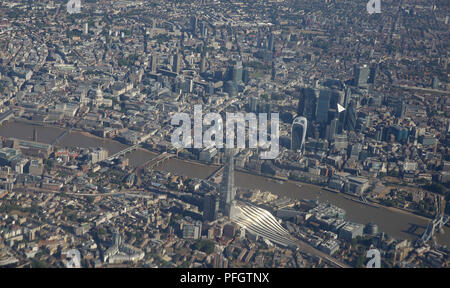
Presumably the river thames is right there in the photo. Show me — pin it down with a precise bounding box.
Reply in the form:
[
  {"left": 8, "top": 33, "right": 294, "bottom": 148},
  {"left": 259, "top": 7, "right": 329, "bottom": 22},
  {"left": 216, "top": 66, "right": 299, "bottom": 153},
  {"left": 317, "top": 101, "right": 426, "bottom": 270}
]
[{"left": 1, "top": 121, "right": 449, "bottom": 246}]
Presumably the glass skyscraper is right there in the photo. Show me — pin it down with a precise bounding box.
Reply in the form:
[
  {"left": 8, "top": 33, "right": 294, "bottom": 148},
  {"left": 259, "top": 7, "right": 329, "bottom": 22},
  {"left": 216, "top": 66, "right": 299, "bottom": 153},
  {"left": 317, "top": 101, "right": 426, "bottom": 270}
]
[
  {"left": 220, "top": 149, "right": 236, "bottom": 217},
  {"left": 344, "top": 100, "right": 357, "bottom": 131},
  {"left": 354, "top": 64, "right": 370, "bottom": 87},
  {"left": 291, "top": 117, "right": 307, "bottom": 152},
  {"left": 297, "top": 87, "right": 317, "bottom": 122},
  {"left": 317, "top": 89, "right": 331, "bottom": 124}
]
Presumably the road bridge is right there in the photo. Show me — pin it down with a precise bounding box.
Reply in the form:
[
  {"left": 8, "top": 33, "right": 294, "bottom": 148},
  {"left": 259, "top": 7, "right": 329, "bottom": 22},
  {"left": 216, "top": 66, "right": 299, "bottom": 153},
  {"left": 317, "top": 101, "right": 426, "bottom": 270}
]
[
  {"left": 105, "top": 143, "right": 142, "bottom": 161},
  {"left": 137, "top": 152, "right": 175, "bottom": 170},
  {"left": 416, "top": 196, "right": 449, "bottom": 246}
]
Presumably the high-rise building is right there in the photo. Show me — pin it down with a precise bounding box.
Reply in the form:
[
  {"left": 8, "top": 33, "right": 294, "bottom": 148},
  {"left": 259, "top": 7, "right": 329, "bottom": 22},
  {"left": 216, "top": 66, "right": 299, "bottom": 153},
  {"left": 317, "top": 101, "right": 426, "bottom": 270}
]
[
  {"left": 242, "top": 68, "right": 250, "bottom": 84},
  {"left": 151, "top": 54, "right": 158, "bottom": 73},
  {"left": 248, "top": 96, "right": 259, "bottom": 113},
  {"left": 173, "top": 52, "right": 182, "bottom": 74},
  {"left": 182, "top": 221, "right": 202, "bottom": 239},
  {"left": 229, "top": 61, "right": 243, "bottom": 84},
  {"left": 389, "top": 125, "right": 409, "bottom": 143},
  {"left": 223, "top": 81, "right": 238, "bottom": 97},
  {"left": 327, "top": 118, "right": 339, "bottom": 141},
  {"left": 375, "top": 125, "right": 385, "bottom": 141},
  {"left": 200, "top": 56, "right": 207, "bottom": 74},
  {"left": 200, "top": 21, "right": 208, "bottom": 38},
  {"left": 297, "top": 87, "right": 317, "bottom": 121},
  {"left": 348, "top": 143, "right": 362, "bottom": 160},
  {"left": 190, "top": 16, "right": 197, "bottom": 34},
  {"left": 203, "top": 193, "right": 219, "bottom": 221},
  {"left": 329, "top": 89, "right": 344, "bottom": 110},
  {"left": 220, "top": 149, "right": 236, "bottom": 217},
  {"left": 344, "top": 86, "right": 351, "bottom": 108},
  {"left": 432, "top": 76, "right": 440, "bottom": 89},
  {"left": 354, "top": 64, "right": 370, "bottom": 87},
  {"left": 84, "top": 23, "right": 89, "bottom": 35},
  {"left": 344, "top": 100, "right": 357, "bottom": 131},
  {"left": 397, "top": 102, "right": 406, "bottom": 119},
  {"left": 267, "top": 33, "right": 274, "bottom": 51},
  {"left": 90, "top": 148, "right": 108, "bottom": 164},
  {"left": 257, "top": 29, "right": 263, "bottom": 47},
  {"left": 291, "top": 117, "right": 307, "bottom": 152},
  {"left": 368, "top": 63, "right": 378, "bottom": 85},
  {"left": 336, "top": 103, "right": 346, "bottom": 134},
  {"left": 316, "top": 89, "right": 331, "bottom": 124}
]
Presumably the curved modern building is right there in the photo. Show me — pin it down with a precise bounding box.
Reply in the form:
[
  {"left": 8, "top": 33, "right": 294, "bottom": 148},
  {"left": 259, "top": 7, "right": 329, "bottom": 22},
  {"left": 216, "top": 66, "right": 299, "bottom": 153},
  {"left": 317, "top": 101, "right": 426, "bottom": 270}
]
[
  {"left": 220, "top": 148, "right": 297, "bottom": 248},
  {"left": 291, "top": 117, "right": 307, "bottom": 152},
  {"left": 230, "top": 202, "right": 298, "bottom": 248}
]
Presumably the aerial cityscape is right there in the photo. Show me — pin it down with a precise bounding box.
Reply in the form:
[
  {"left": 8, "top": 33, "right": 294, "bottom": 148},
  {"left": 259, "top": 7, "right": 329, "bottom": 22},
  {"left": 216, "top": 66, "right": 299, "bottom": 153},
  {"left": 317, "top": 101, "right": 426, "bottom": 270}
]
[{"left": 0, "top": 0, "right": 449, "bottom": 269}]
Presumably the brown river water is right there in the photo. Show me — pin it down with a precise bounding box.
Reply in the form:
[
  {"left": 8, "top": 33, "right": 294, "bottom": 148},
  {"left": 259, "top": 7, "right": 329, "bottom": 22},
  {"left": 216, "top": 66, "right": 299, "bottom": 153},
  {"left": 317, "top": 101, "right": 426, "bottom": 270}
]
[{"left": 1, "top": 121, "right": 449, "bottom": 246}]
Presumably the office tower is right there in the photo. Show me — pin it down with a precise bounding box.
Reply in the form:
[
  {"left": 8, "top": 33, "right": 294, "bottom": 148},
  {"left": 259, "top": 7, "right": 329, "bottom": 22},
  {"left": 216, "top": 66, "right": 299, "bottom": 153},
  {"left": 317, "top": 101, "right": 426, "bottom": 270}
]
[
  {"left": 231, "top": 61, "right": 243, "bottom": 83},
  {"left": 316, "top": 89, "right": 331, "bottom": 124},
  {"left": 190, "top": 16, "right": 197, "bottom": 34},
  {"left": 327, "top": 118, "right": 339, "bottom": 141},
  {"left": 375, "top": 125, "right": 385, "bottom": 141},
  {"left": 344, "top": 86, "right": 351, "bottom": 108},
  {"left": 323, "top": 78, "right": 345, "bottom": 91},
  {"left": 368, "top": 63, "right": 378, "bottom": 84},
  {"left": 223, "top": 81, "right": 238, "bottom": 97},
  {"left": 200, "top": 55, "right": 207, "bottom": 74},
  {"left": 200, "top": 22, "right": 208, "bottom": 38},
  {"left": 267, "top": 33, "right": 274, "bottom": 51},
  {"left": 356, "top": 117, "right": 367, "bottom": 133},
  {"left": 182, "top": 221, "right": 202, "bottom": 239},
  {"left": 329, "top": 89, "right": 344, "bottom": 109},
  {"left": 248, "top": 96, "right": 259, "bottom": 113},
  {"left": 242, "top": 68, "right": 250, "bottom": 84},
  {"left": 291, "top": 117, "right": 307, "bottom": 152},
  {"left": 344, "top": 100, "right": 357, "bottom": 131},
  {"left": 84, "top": 23, "right": 88, "bottom": 35},
  {"left": 327, "top": 108, "right": 338, "bottom": 125},
  {"left": 308, "top": 122, "right": 321, "bottom": 139},
  {"left": 173, "top": 52, "right": 182, "bottom": 74},
  {"left": 151, "top": 54, "right": 158, "bottom": 73},
  {"left": 432, "top": 76, "right": 440, "bottom": 89},
  {"left": 348, "top": 143, "right": 362, "bottom": 160},
  {"left": 203, "top": 193, "right": 219, "bottom": 221},
  {"left": 336, "top": 103, "right": 346, "bottom": 134},
  {"left": 220, "top": 149, "right": 236, "bottom": 217},
  {"left": 389, "top": 125, "right": 409, "bottom": 143},
  {"left": 297, "top": 87, "right": 317, "bottom": 122},
  {"left": 354, "top": 64, "right": 370, "bottom": 87}
]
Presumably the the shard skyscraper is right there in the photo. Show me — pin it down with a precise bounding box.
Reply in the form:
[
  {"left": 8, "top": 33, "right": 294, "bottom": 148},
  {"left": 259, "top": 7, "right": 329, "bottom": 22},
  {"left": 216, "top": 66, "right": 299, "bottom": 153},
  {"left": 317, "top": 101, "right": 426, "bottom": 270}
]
[
  {"left": 220, "top": 149, "right": 297, "bottom": 248},
  {"left": 220, "top": 149, "right": 236, "bottom": 217}
]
